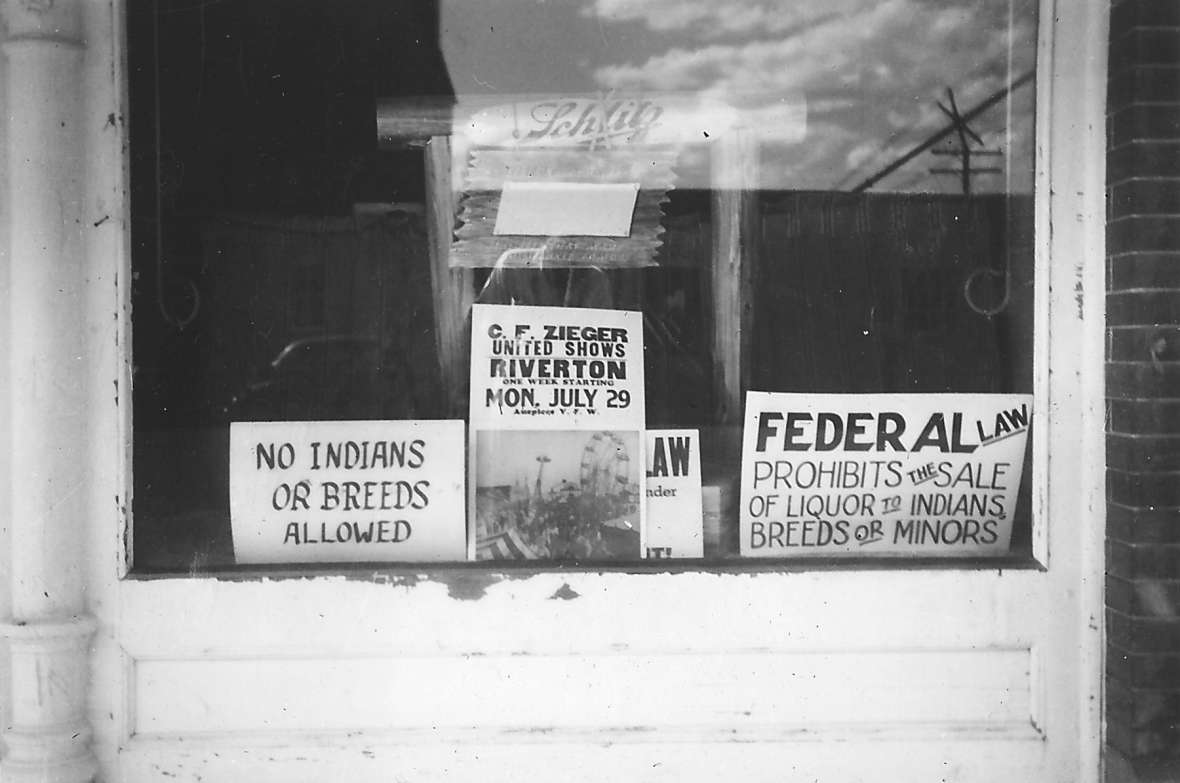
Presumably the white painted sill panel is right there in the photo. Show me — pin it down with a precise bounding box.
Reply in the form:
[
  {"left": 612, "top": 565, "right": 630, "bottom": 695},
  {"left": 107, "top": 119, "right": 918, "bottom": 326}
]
[
  {"left": 116, "top": 738, "right": 1052, "bottom": 783},
  {"left": 115, "top": 568, "right": 1047, "bottom": 658}
]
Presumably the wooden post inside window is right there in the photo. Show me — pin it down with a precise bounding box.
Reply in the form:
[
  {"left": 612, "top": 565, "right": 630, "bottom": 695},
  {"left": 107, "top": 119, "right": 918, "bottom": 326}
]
[
  {"left": 710, "top": 129, "right": 758, "bottom": 425},
  {"left": 376, "top": 98, "right": 471, "bottom": 416},
  {"left": 424, "top": 135, "right": 474, "bottom": 416}
]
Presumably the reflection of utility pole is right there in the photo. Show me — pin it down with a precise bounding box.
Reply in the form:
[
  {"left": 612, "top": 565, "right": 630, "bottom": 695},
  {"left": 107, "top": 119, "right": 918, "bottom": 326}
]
[
  {"left": 534, "top": 455, "right": 551, "bottom": 502},
  {"left": 929, "top": 88, "right": 1002, "bottom": 194},
  {"left": 851, "top": 70, "right": 1032, "bottom": 193}
]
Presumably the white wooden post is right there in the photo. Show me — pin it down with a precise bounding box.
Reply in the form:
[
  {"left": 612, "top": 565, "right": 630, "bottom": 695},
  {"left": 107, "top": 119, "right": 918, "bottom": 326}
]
[{"left": 0, "top": 1, "right": 98, "bottom": 781}]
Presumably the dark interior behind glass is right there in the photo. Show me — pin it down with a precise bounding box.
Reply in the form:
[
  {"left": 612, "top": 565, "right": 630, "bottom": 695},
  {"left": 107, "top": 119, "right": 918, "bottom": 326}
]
[{"left": 130, "top": 0, "right": 1036, "bottom": 571}]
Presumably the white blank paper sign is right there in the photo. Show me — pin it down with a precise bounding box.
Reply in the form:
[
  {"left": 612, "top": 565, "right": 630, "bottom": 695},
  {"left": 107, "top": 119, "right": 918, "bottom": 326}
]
[{"left": 493, "top": 181, "right": 639, "bottom": 237}]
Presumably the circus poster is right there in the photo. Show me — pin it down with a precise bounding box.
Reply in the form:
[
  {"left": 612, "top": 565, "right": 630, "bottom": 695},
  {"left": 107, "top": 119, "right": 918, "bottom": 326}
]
[{"left": 469, "top": 304, "right": 645, "bottom": 560}]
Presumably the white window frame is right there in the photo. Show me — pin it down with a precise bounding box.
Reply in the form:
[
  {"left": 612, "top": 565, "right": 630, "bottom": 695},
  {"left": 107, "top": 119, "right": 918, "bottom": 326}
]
[{"left": 1, "top": 0, "right": 1105, "bottom": 780}]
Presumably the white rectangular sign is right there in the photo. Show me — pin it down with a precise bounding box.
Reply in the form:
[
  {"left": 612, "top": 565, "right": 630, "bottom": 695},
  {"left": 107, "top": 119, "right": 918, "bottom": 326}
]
[
  {"left": 645, "top": 429, "right": 704, "bottom": 559},
  {"left": 469, "top": 304, "right": 646, "bottom": 561},
  {"left": 230, "top": 420, "right": 466, "bottom": 563},
  {"left": 469, "top": 304, "right": 644, "bottom": 431},
  {"left": 740, "top": 393, "right": 1032, "bottom": 557},
  {"left": 493, "top": 181, "right": 639, "bottom": 237}
]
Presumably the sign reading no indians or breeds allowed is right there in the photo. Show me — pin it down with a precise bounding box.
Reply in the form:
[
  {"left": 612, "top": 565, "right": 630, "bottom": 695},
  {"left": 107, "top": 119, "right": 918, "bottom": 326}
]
[{"left": 230, "top": 420, "right": 466, "bottom": 563}]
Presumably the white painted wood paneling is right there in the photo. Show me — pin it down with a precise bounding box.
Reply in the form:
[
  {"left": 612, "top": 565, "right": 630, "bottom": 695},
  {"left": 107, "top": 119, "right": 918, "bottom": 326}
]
[
  {"left": 132, "top": 649, "right": 1034, "bottom": 737},
  {"left": 97, "top": 562, "right": 1075, "bottom": 781},
  {"left": 62, "top": 0, "right": 1107, "bottom": 781}
]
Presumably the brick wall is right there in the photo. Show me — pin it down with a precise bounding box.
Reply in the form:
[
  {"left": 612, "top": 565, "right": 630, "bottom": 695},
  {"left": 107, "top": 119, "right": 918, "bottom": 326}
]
[{"left": 1106, "top": 0, "right": 1180, "bottom": 761}]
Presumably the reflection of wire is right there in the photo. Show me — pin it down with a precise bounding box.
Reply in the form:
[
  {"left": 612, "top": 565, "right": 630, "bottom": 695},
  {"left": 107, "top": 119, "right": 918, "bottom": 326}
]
[{"left": 850, "top": 71, "right": 1033, "bottom": 193}]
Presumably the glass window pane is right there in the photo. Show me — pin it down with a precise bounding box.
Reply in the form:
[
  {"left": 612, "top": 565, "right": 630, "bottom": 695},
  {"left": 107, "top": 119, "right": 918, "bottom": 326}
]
[{"left": 130, "top": 0, "right": 1037, "bottom": 571}]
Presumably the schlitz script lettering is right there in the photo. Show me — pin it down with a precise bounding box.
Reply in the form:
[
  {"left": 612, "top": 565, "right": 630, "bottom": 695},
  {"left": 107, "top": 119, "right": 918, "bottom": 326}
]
[{"left": 523, "top": 99, "right": 664, "bottom": 145}]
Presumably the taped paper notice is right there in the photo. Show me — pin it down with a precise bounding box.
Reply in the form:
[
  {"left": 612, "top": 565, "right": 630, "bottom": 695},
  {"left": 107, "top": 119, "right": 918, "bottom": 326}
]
[{"left": 493, "top": 181, "right": 639, "bottom": 237}]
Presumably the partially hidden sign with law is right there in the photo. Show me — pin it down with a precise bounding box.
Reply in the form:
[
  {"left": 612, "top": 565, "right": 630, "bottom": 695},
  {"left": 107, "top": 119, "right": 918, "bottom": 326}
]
[
  {"left": 230, "top": 420, "right": 465, "bottom": 563},
  {"left": 645, "top": 429, "right": 703, "bottom": 559},
  {"left": 740, "top": 393, "right": 1032, "bottom": 557}
]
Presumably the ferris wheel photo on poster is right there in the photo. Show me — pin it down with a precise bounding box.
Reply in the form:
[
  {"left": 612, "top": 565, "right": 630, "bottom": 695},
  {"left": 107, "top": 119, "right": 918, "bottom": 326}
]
[
  {"left": 468, "top": 304, "right": 646, "bottom": 561},
  {"left": 473, "top": 430, "right": 642, "bottom": 561}
]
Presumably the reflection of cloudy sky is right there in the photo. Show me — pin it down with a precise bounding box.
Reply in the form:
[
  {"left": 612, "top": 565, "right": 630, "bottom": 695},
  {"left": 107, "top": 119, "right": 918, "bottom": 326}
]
[{"left": 440, "top": 0, "right": 1036, "bottom": 192}]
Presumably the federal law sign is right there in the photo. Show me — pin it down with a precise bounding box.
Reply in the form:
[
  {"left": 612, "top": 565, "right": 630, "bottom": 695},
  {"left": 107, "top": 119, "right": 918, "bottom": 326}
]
[
  {"left": 739, "top": 393, "right": 1032, "bottom": 557},
  {"left": 229, "top": 420, "right": 466, "bottom": 563}
]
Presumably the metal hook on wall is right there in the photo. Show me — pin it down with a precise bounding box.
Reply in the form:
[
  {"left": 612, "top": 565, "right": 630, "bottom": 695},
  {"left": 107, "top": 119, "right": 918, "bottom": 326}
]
[
  {"left": 963, "top": 265, "right": 1010, "bottom": 317},
  {"left": 157, "top": 265, "right": 202, "bottom": 330}
]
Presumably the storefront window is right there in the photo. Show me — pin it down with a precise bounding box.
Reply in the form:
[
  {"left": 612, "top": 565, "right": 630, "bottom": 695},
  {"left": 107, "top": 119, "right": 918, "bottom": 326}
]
[{"left": 130, "top": 0, "right": 1037, "bottom": 571}]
